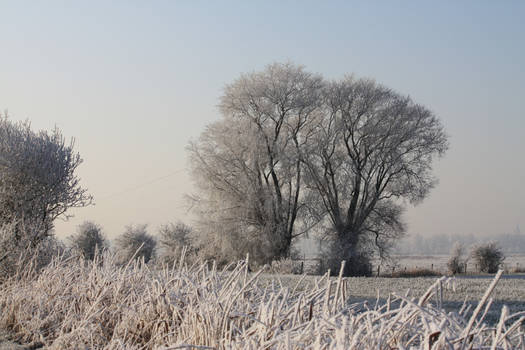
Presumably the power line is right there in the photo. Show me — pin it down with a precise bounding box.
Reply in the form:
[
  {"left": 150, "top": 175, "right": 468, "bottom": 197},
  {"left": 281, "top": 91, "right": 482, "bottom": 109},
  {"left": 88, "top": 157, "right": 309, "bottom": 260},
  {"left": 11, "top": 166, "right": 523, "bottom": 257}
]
[{"left": 97, "top": 169, "right": 186, "bottom": 201}]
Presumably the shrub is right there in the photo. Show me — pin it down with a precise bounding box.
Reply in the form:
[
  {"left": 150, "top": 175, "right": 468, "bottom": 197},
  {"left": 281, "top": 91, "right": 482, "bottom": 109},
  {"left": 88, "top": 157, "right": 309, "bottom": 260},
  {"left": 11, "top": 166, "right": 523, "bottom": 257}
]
[
  {"left": 68, "top": 221, "right": 108, "bottom": 260},
  {"left": 0, "top": 114, "right": 90, "bottom": 280},
  {"left": 510, "top": 265, "right": 525, "bottom": 273},
  {"left": 32, "top": 235, "right": 68, "bottom": 271},
  {"left": 0, "top": 221, "right": 67, "bottom": 281},
  {"left": 115, "top": 224, "right": 156, "bottom": 264},
  {"left": 470, "top": 241, "right": 505, "bottom": 273},
  {"left": 270, "top": 258, "right": 302, "bottom": 275},
  {"left": 447, "top": 241, "right": 467, "bottom": 275},
  {"left": 391, "top": 267, "right": 442, "bottom": 278},
  {"left": 157, "top": 222, "right": 195, "bottom": 265},
  {"left": 0, "top": 114, "right": 92, "bottom": 244}
]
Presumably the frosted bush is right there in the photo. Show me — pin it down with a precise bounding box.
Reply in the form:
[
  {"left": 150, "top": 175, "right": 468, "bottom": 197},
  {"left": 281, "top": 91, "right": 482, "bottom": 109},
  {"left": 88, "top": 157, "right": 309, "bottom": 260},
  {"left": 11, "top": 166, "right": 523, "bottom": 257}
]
[
  {"left": 156, "top": 222, "right": 198, "bottom": 266},
  {"left": 447, "top": 241, "right": 467, "bottom": 275},
  {"left": 0, "top": 221, "right": 67, "bottom": 281},
  {"left": 270, "top": 257, "right": 302, "bottom": 275},
  {"left": 471, "top": 241, "right": 505, "bottom": 273},
  {"left": 68, "top": 221, "right": 108, "bottom": 261},
  {"left": 114, "top": 224, "right": 156, "bottom": 264},
  {"left": 0, "top": 115, "right": 92, "bottom": 242}
]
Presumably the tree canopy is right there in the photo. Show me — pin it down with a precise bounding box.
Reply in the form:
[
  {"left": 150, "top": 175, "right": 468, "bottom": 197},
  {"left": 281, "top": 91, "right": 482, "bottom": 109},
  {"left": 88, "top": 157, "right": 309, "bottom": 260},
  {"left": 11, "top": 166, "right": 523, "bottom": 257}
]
[
  {"left": 0, "top": 114, "right": 92, "bottom": 245},
  {"left": 189, "top": 63, "right": 448, "bottom": 273}
]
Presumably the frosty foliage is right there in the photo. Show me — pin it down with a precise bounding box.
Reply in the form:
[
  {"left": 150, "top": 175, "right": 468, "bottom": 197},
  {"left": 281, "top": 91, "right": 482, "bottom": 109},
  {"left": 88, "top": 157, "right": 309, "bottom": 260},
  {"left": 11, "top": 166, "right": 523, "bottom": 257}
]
[
  {"left": 0, "top": 114, "right": 92, "bottom": 243},
  {"left": 189, "top": 63, "right": 323, "bottom": 265},
  {"left": 0, "top": 253, "right": 523, "bottom": 349},
  {"left": 114, "top": 224, "right": 157, "bottom": 264},
  {"left": 269, "top": 257, "right": 302, "bottom": 275},
  {"left": 157, "top": 222, "right": 196, "bottom": 266},
  {"left": 188, "top": 63, "right": 448, "bottom": 274},
  {"left": 0, "top": 114, "right": 91, "bottom": 278},
  {"left": 447, "top": 242, "right": 468, "bottom": 275},
  {"left": 470, "top": 241, "right": 505, "bottom": 274},
  {"left": 0, "top": 221, "right": 67, "bottom": 281},
  {"left": 67, "top": 221, "right": 109, "bottom": 261}
]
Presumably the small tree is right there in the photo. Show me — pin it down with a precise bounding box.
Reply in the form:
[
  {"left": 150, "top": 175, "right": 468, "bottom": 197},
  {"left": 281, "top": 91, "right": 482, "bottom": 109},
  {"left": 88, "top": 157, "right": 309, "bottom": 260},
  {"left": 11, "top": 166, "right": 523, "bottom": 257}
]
[
  {"left": 68, "top": 221, "right": 108, "bottom": 260},
  {"left": 0, "top": 114, "right": 91, "bottom": 275},
  {"left": 447, "top": 241, "right": 467, "bottom": 275},
  {"left": 115, "top": 224, "right": 156, "bottom": 264},
  {"left": 157, "top": 222, "right": 194, "bottom": 265},
  {"left": 470, "top": 241, "right": 505, "bottom": 273},
  {"left": 0, "top": 114, "right": 92, "bottom": 249},
  {"left": 188, "top": 63, "right": 324, "bottom": 265}
]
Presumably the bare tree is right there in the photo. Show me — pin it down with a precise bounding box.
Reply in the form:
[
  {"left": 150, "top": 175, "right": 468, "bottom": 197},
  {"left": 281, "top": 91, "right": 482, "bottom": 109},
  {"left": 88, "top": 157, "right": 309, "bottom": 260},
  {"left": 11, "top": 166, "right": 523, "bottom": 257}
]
[
  {"left": 68, "top": 221, "right": 108, "bottom": 260},
  {"left": 115, "top": 224, "right": 157, "bottom": 264},
  {"left": 303, "top": 77, "right": 448, "bottom": 275},
  {"left": 188, "top": 65, "right": 448, "bottom": 272},
  {"left": 189, "top": 63, "right": 323, "bottom": 264}
]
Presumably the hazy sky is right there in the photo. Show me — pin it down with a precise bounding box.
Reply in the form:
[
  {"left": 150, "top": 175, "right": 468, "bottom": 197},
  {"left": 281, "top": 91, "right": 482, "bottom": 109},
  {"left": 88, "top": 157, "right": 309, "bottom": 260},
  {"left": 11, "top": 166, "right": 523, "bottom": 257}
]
[{"left": 1, "top": 1, "right": 524, "bottom": 240}]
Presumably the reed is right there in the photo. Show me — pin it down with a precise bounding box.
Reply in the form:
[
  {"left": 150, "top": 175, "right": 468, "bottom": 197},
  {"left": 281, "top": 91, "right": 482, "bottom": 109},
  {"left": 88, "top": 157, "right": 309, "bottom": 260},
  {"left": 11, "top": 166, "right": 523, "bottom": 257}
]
[{"left": 0, "top": 252, "right": 523, "bottom": 349}]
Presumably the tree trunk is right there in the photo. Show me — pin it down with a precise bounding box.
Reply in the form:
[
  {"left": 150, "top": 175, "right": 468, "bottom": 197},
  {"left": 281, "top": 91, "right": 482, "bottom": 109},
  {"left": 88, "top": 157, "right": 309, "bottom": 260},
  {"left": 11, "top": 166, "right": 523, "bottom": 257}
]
[{"left": 325, "top": 227, "right": 371, "bottom": 277}]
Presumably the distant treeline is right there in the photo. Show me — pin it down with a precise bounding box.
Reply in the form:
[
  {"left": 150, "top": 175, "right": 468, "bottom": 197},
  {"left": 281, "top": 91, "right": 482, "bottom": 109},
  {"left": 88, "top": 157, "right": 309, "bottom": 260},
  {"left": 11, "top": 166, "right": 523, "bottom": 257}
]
[{"left": 393, "top": 232, "right": 525, "bottom": 255}]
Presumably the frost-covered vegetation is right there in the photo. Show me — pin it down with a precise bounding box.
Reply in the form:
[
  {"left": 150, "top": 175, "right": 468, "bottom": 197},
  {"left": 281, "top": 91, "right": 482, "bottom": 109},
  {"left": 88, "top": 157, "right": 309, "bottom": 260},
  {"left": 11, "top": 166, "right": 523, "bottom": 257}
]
[
  {"left": 395, "top": 232, "right": 525, "bottom": 256},
  {"left": 68, "top": 221, "right": 109, "bottom": 261},
  {"left": 1, "top": 252, "right": 524, "bottom": 349},
  {"left": 189, "top": 63, "right": 448, "bottom": 274},
  {"left": 114, "top": 224, "right": 157, "bottom": 265},
  {"left": 448, "top": 242, "right": 467, "bottom": 275},
  {"left": 0, "top": 66, "right": 523, "bottom": 349},
  {"left": 0, "top": 114, "right": 91, "bottom": 279},
  {"left": 470, "top": 241, "right": 506, "bottom": 274}
]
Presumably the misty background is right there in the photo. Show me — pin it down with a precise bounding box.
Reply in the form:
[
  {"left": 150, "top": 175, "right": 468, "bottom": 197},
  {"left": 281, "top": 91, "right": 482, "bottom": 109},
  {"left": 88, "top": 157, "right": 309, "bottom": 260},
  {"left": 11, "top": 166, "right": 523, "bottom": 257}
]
[{"left": 1, "top": 1, "right": 524, "bottom": 249}]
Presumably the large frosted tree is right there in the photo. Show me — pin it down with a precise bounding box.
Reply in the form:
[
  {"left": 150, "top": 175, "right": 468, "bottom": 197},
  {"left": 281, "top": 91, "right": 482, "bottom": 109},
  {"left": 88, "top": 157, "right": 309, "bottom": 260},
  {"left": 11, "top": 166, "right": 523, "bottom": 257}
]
[
  {"left": 189, "top": 63, "right": 323, "bottom": 264},
  {"left": 189, "top": 64, "right": 448, "bottom": 273},
  {"left": 303, "top": 77, "right": 448, "bottom": 275}
]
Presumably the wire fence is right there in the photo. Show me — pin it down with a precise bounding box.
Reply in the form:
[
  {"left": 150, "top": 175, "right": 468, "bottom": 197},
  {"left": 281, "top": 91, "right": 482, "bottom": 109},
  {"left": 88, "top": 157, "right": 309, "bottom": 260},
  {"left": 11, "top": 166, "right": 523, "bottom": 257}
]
[{"left": 288, "top": 257, "right": 524, "bottom": 276}]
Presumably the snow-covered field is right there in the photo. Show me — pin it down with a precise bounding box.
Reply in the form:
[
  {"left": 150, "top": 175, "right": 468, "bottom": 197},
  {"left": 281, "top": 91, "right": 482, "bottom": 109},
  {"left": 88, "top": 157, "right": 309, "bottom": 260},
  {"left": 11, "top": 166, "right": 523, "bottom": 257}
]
[
  {"left": 0, "top": 253, "right": 524, "bottom": 349},
  {"left": 261, "top": 271, "right": 525, "bottom": 326},
  {"left": 391, "top": 254, "right": 525, "bottom": 274}
]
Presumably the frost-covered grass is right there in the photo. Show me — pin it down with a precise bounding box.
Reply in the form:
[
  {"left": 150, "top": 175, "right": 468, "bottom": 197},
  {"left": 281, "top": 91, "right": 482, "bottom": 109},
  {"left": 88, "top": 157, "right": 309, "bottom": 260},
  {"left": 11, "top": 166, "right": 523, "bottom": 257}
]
[
  {"left": 0, "top": 252, "right": 524, "bottom": 349},
  {"left": 260, "top": 271, "right": 525, "bottom": 326}
]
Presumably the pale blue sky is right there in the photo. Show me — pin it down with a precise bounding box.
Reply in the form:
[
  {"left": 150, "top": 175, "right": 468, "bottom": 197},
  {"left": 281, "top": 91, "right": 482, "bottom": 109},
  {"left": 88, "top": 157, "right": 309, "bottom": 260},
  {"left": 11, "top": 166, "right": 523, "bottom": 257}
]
[{"left": 1, "top": 1, "right": 524, "bottom": 239}]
